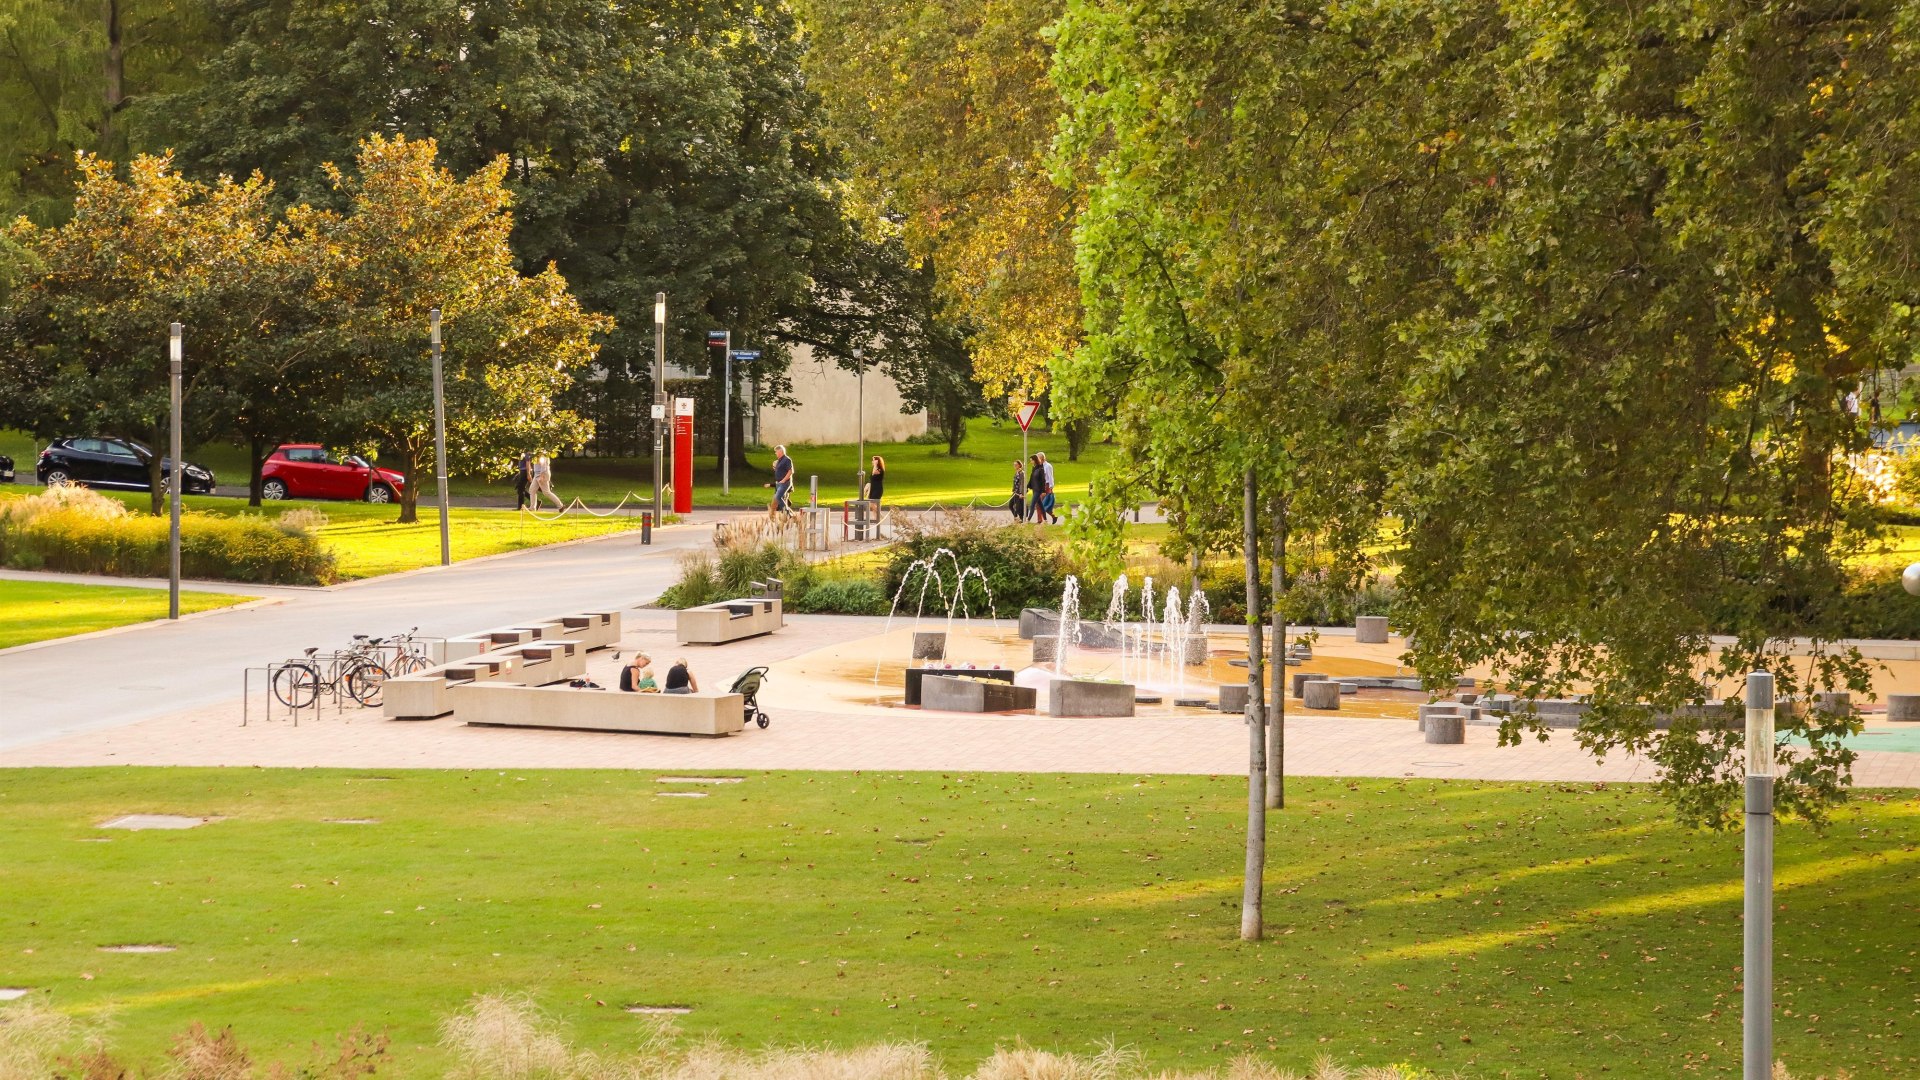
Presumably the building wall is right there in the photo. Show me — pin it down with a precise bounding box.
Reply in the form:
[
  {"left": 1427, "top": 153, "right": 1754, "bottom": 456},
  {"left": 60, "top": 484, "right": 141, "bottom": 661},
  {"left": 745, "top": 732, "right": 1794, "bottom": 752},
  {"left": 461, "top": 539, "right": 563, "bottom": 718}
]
[{"left": 757, "top": 344, "right": 926, "bottom": 446}]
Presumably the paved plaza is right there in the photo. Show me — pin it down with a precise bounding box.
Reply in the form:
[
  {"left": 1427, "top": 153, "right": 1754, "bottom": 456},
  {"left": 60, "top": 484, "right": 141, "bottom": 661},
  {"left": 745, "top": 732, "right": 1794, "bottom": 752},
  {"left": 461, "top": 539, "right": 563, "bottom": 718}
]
[{"left": 9, "top": 597, "right": 1920, "bottom": 788}]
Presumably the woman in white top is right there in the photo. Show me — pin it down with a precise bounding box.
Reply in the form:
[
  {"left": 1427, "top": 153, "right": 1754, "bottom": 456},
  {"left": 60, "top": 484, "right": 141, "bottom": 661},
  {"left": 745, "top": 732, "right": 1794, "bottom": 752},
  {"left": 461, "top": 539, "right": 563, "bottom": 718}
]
[{"left": 529, "top": 454, "right": 563, "bottom": 509}]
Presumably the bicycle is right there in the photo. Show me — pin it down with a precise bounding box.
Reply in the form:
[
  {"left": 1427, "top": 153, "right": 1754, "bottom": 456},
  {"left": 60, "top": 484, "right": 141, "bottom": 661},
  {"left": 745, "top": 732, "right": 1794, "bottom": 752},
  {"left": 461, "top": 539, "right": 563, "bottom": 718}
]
[
  {"left": 385, "top": 626, "right": 433, "bottom": 675},
  {"left": 272, "top": 636, "right": 390, "bottom": 709}
]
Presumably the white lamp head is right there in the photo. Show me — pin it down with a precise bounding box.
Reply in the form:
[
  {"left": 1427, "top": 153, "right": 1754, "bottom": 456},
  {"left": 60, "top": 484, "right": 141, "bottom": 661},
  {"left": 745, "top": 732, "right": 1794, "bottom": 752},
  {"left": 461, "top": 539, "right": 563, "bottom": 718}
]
[
  {"left": 168, "top": 323, "right": 182, "bottom": 364},
  {"left": 1903, "top": 563, "right": 1920, "bottom": 597},
  {"left": 1745, "top": 671, "right": 1775, "bottom": 778},
  {"left": 654, "top": 292, "right": 667, "bottom": 326},
  {"left": 430, "top": 308, "right": 441, "bottom": 345}
]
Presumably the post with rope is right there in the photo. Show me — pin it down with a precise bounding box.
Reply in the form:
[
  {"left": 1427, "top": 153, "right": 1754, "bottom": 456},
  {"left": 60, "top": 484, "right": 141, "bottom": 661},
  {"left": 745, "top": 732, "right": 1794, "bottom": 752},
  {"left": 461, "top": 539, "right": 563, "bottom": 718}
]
[{"left": 650, "top": 292, "right": 666, "bottom": 542}]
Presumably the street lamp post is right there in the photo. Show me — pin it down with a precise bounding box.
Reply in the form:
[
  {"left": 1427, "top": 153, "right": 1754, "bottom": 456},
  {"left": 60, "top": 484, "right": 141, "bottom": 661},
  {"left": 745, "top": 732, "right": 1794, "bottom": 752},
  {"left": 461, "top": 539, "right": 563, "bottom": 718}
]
[
  {"left": 854, "top": 347, "right": 865, "bottom": 497},
  {"left": 430, "top": 309, "right": 450, "bottom": 567},
  {"left": 168, "top": 323, "right": 183, "bottom": 620},
  {"left": 652, "top": 293, "right": 666, "bottom": 532},
  {"left": 1743, "top": 670, "right": 1775, "bottom": 1080},
  {"left": 720, "top": 330, "right": 733, "bottom": 496}
]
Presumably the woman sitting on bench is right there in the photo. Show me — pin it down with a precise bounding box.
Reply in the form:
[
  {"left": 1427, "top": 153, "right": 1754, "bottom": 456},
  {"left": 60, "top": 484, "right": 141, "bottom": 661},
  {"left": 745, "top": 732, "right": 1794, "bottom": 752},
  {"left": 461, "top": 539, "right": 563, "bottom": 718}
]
[
  {"left": 664, "top": 658, "right": 698, "bottom": 694},
  {"left": 619, "top": 653, "right": 658, "bottom": 693}
]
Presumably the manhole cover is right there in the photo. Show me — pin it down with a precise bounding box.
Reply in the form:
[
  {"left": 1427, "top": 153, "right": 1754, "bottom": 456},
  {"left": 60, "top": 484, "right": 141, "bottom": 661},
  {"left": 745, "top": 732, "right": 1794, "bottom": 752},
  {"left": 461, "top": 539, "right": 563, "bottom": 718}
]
[
  {"left": 654, "top": 777, "right": 743, "bottom": 784},
  {"left": 625, "top": 1005, "right": 692, "bottom": 1015},
  {"left": 99, "top": 815, "right": 214, "bottom": 830},
  {"left": 325, "top": 818, "right": 381, "bottom": 824},
  {"left": 1411, "top": 761, "right": 1463, "bottom": 768},
  {"left": 656, "top": 792, "right": 708, "bottom": 798},
  {"left": 98, "top": 944, "right": 176, "bottom": 953},
  {"left": 0, "top": 989, "right": 29, "bottom": 1001}
]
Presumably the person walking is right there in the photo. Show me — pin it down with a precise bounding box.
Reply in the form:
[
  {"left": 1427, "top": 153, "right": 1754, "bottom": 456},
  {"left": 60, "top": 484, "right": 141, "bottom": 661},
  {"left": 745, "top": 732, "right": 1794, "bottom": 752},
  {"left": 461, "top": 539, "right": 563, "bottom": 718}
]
[
  {"left": 1037, "top": 452, "right": 1060, "bottom": 524},
  {"left": 529, "top": 454, "right": 563, "bottom": 510},
  {"left": 765, "top": 445, "right": 795, "bottom": 520},
  {"left": 1026, "top": 454, "right": 1046, "bottom": 524},
  {"left": 1010, "top": 458, "right": 1027, "bottom": 522},
  {"left": 512, "top": 453, "right": 532, "bottom": 510}
]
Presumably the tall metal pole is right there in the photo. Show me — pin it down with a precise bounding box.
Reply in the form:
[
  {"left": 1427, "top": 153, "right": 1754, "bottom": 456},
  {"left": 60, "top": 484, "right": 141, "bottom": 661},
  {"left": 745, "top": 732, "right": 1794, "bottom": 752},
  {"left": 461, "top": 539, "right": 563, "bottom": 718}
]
[
  {"left": 721, "top": 330, "right": 733, "bottom": 496},
  {"left": 430, "top": 309, "right": 450, "bottom": 567},
  {"left": 854, "top": 347, "right": 865, "bottom": 497},
  {"left": 1744, "top": 670, "right": 1775, "bottom": 1080},
  {"left": 652, "top": 293, "right": 666, "bottom": 528},
  {"left": 167, "top": 323, "right": 183, "bottom": 620}
]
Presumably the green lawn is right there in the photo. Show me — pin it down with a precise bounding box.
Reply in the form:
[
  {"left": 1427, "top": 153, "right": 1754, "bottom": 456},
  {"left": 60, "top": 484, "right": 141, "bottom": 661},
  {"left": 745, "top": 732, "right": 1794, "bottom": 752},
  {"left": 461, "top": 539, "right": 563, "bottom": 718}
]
[
  {"left": 0, "top": 580, "right": 252, "bottom": 649},
  {"left": 1, "top": 769, "right": 1913, "bottom": 1078}
]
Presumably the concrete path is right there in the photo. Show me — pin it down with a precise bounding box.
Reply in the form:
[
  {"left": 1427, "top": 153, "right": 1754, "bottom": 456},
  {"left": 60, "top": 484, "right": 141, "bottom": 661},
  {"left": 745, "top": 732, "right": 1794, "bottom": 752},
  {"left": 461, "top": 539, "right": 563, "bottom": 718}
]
[{"left": 0, "top": 516, "right": 728, "bottom": 752}]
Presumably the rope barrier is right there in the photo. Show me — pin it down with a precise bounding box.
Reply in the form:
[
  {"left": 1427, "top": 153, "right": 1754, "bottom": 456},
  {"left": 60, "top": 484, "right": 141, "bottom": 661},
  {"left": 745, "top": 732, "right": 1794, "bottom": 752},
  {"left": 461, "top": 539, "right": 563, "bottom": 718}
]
[{"left": 518, "top": 491, "right": 656, "bottom": 522}]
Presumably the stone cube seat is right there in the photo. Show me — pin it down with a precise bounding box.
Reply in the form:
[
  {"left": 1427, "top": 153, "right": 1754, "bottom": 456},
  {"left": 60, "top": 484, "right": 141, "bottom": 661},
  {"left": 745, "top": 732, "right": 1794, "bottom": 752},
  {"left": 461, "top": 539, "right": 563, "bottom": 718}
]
[{"left": 677, "top": 598, "right": 783, "bottom": 645}]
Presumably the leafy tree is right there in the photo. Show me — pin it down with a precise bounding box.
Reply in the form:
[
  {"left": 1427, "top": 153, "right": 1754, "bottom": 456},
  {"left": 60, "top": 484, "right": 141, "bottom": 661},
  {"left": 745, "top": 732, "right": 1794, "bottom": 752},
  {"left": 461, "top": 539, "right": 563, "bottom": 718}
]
[
  {"left": 292, "top": 136, "right": 609, "bottom": 524},
  {"left": 164, "top": 0, "right": 909, "bottom": 474},
  {"left": 796, "top": 0, "right": 1083, "bottom": 400},
  {"left": 873, "top": 262, "right": 991, "bottom": 457},
  {"left": 4, "top": 153, "right": 279, "bottom": 513}
]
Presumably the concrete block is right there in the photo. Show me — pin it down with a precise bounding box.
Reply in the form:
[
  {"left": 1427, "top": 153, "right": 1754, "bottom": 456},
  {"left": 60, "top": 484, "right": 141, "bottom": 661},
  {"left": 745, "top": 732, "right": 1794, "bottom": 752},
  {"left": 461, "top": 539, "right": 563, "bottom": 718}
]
[
  {"left": 1301, "top": 680, "right": 1341, "bottom": 710},
  {"left": 677, "top": 598, "right": 783, "bottom": 644},
  {"left": 922, "top": 675, "right": 1037, "bottom": 713},
  {"left": 1355, "top": 616, "right": 1389, "bottom": 644},
  {"left": 1291, "top": 671, "right": 1327, "bottom": 697},
  {"left": 1417, "top": 702, "right": 1460, "bottom": 734},
  {"left": 1813, "top": 691, "right": 1854, "bottom": 716},
  {"left": 912, "top": 631, "right": 947, "bottom": 660},
  {"left": 1048, "top": 679, "right": 1136, "bottom": 717},
  {"left": 1032, "top": 636, "right": 1058, "bottom": 664},
  {"left": 1218, "top": 683, "right": 1249, "bottom": 713},
  {"left": 1019, "top": 608, "right": 1059, "bottom": 640},
  {"left": 1888, "top": 693, "right": 1920, "bottom": 721},
  {"left": 1424, "top": 713, "right": 1466, "bottom": 744},
  {"left": 450, "top": 682, "right": 743, "bottom": 736}
]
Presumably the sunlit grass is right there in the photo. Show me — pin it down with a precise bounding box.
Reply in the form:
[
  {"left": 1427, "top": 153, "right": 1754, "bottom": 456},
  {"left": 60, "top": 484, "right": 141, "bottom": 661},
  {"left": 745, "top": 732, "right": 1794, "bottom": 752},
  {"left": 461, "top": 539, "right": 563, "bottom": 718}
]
[{"left": 0, "top": 580, "right": 251, "bottom": 649}]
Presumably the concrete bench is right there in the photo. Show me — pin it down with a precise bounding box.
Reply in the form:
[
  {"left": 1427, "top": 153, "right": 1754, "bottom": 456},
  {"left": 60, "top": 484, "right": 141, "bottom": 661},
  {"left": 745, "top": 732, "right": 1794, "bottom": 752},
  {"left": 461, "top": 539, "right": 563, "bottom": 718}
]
[
  {"left": 444, "top": 625, "right": 545, "bottom": 662},
  {"left": 493, "top": 639, "right": 587, "bottom": 685},
  {"left": 677, "top": 598, "right": 783, "bottom": 644},
  {"left": 450, "top": 682, "right": 744, "bottom": 736},
  {"left": 554, "top": 611, "right": 620, "bottom": 651},
  {"left": 384, "top": 655, "right": 522, "bottom": 721}
]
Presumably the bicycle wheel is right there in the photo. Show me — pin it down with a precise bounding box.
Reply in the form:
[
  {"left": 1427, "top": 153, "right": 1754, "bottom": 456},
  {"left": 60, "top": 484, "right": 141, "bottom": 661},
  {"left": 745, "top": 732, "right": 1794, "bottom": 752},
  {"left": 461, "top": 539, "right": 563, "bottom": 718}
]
[
  {"left": 393, "top": 651, "right": 431, "bottom": 675},
  {"left": 272, "top": 663, "right": 320, "bottom": 709},
  {"left": 344, "top": 658, "right": 389, "bottom": 707}
]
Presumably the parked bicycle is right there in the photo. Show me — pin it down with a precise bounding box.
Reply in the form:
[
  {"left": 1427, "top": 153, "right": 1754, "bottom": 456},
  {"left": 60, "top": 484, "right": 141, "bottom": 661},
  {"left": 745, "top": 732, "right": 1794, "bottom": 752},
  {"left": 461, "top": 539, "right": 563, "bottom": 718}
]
[
  {"left": 271, "top": 635, "right": 391, "bottom": 709},
  {"left": 385, "top": 626, "right": 433, "bottom": 675}
]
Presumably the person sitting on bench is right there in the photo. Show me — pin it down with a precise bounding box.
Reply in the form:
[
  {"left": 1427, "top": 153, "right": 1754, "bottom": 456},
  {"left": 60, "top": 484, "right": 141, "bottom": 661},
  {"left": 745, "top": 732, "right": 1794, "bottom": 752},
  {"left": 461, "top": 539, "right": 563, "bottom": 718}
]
[{"left": 664, "top": 658, "right": 699, "bottom": 694}]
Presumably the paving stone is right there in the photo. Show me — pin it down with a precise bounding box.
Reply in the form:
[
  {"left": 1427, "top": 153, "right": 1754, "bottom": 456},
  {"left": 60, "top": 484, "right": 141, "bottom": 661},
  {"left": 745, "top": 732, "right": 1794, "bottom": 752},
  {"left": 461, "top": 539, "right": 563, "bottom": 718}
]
[{"left": 99, "top": 815, "right": 213, "bottom": 830}]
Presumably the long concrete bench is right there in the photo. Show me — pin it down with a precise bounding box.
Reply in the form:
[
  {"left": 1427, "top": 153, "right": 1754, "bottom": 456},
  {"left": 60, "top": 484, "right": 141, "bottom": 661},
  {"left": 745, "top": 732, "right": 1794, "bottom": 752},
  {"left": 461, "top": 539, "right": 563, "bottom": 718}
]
[
  {"left": 384, "top": 654, "right": 522, "bottom": 721},
  {"left": 554, "top": 611, "right": 620, "bottom": 651},
  {"left": 444, "top": 625, "right": 546, "bottom": 662},
  {"left": 493, "top": 639, "right": 587, "bottom": 684},
  {"left": 677, "top": 597, "right": 783, "bottom": 644},
  {"left": 449, "top": 682, "right": 745, "bottom": 736}
]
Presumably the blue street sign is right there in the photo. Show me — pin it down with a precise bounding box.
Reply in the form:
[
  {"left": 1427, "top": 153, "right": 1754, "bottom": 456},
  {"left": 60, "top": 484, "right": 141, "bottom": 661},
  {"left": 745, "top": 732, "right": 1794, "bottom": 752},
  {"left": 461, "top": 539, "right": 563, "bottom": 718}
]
[{"left": 730, "top": 350, "right": 761, "bottom": 361}]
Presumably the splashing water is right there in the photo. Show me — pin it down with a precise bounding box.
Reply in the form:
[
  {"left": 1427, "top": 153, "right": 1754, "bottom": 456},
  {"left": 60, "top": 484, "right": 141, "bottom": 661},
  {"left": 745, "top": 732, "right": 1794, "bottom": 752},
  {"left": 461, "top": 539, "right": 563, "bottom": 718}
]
[
  {"left": 1053, "top": 575, "right": 1081, "bottom": 678},
  {"left": 1104, "top": 575, "right": 1131, "bottom": 682}
]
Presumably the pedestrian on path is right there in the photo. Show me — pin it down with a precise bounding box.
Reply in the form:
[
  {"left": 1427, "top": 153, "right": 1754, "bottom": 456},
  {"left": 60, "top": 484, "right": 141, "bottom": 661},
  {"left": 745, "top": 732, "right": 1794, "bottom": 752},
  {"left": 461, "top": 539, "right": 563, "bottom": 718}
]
[
  {"left": 529, "top": 454, "right": 563, "bottom": 510},
  {"left": 1037, "top": 453, "right": 1060, "bottom": 524},
  {"left": 766, "top": 445, "right": 796, "bottom": 520},
  {"left": 1010, "top": 459, "right": 1027, "bottom": 521},
  {"left": 1026, "top": 454, "right": 1045, "bottom": 523},
  {"left": 864, "top": 455, "right": 886, "bottom": 503},
  {"left": 512, "top": 453, "right": 532, "bottom": 510}
]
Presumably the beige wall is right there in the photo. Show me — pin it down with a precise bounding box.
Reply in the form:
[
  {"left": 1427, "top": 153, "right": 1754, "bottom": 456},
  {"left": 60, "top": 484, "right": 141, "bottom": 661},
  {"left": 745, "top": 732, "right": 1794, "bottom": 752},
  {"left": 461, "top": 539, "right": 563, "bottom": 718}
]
[{"left": 758, "top": 344, "right": 926, "bottom": 447}]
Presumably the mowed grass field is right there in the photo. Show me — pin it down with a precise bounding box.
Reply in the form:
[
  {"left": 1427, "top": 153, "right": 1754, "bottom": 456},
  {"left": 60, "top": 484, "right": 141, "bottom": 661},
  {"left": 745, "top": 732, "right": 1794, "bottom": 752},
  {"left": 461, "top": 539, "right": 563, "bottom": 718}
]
[
  {"left": 0, "top": 580, "right": 253, "bottom": 649},
  {"left": 1, "top": 769, "right": 1914, "bottom": 1077}
]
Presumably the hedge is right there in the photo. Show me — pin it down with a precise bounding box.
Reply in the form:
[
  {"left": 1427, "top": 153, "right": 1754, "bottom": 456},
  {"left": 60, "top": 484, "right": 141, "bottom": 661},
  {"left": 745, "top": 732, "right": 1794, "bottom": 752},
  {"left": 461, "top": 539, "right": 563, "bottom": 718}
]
[{"left": 0, "top": 505, "right": 336, "bottom": 585}]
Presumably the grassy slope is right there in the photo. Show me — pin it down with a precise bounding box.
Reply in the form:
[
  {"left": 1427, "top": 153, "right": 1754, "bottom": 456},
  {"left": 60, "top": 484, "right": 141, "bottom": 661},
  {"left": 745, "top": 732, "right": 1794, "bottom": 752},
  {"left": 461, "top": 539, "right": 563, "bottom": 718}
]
[
  {"left": 5, "top": 422, "right": 1116, "bottom": 509},
  {"left": 0, "top": 489, "right": 643, "bottom": 581},
  {"left": 0, "top": 580, "right": 251, "bottom": 649},
  {"left": 1, "top": 769, "right": 1913, "bottom": 1078}
]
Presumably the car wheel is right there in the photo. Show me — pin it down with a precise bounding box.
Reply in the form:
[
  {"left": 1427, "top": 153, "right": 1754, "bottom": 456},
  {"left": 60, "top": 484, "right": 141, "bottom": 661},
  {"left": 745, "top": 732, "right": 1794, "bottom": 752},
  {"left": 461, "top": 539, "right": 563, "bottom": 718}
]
[
  {"left": 262, "top": 479, "right": 288, "bottom": 501},
  {"left": 366, "top": 483, "right": 394, "bottom": 504},
  {"left": 43, "top": 469, "right": 71, "bottom": 487}
]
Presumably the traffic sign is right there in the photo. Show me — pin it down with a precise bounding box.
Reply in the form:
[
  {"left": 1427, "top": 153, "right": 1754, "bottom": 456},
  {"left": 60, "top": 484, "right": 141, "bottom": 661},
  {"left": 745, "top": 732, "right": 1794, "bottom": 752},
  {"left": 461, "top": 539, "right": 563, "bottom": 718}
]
[
  {"left": 730, "top": 350, "right": 761, "bottom": 361},
  {"left": 706, "top": 330, "right": 728, "bottom": 347},
  {"left": 1015, "top": 400, "right": 1041, "bottom": 431}
]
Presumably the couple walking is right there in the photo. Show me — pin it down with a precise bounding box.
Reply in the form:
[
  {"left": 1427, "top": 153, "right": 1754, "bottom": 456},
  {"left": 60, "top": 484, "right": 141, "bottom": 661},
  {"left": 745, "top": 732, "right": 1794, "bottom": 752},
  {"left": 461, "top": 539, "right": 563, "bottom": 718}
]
[
  {"left": 513, "top": 453, "right": 562, "bottom": 511},
  {"left": 1011, "top": 453, "right": 1060, "bottom": 524}
]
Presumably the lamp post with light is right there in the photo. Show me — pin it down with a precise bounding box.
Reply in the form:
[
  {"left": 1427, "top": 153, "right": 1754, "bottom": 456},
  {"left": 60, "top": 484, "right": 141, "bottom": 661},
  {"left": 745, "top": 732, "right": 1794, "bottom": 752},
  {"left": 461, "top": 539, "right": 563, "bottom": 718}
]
[
  {"left": 652, "top": 293, "right": 666, "bottom": 530},
  {"left": 854, "top": 347, "right": 866, "bottom": 496},
  {"left": 168, "top": 322, "right": 183, "bottom": 619},
  {"left": 1742, "top": 669, "right": 1775, "bottom": 1080},
  {"left": 430, "top": 309, "right": 450, "bottom": 567}
]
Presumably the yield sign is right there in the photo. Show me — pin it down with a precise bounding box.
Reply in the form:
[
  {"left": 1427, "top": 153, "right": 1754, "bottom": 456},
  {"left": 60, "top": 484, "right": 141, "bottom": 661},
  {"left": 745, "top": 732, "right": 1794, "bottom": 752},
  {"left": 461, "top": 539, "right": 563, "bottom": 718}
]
[{"left": 1015, "top": 400, "right": 1041, "bottom": 431}]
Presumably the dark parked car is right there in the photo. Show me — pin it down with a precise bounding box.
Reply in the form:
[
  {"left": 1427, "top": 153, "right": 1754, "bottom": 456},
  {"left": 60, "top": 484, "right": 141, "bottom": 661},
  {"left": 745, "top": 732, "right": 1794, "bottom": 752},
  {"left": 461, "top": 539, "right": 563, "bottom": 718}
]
[
  {"left": 0, "top": 453, "right": 13, "bottom": 484},
  {"left": 35, "top": 437, "right": 216, "bottom": 494},
  {"left": 260, "top": 443, "right": 405, "bottom": 503}
]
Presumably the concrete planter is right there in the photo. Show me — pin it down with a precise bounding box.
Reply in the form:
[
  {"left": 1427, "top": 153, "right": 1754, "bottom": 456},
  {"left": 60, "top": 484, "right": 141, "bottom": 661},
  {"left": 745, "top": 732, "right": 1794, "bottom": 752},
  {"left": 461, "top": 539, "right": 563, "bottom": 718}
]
[
  {"left": 1301, "top": 680, "right": 1342, "bottom": 710},
  {"left": 1048, "top": 679, "right": 1137, "bottom": 717},
  {"left": 1032, "top": 635, "right": 1058, "bottom": 664},
  {"left": 1355, "top": 616, "right": 1389, "bottom": 644},
  {"left": 912, "top": 631, "right": 948, "bottom": 660},
  {"left": 1417, "top": 702, "right": 1460, "bottom": 734},
  {"left": 1889, "top": 693, "right": 1920, "bottom": 722},
  {"left": 1291, "top": 671, "right": 1328, "bottom": 697},
  {"left": 1424, "top": 713, "right": 1465, "bottom": 744},
  {"left": 1019, "top": 608, "right": 1058, "bottom": 640},
  {"left": 904, "top": 667, "right": 1015, "bottom": 706},
  {"left": 1218, "top": 683, "right": 1249, "bottom": 713},
  {"left": 923, "top": 675, "right": 1038, "bottom": 713}
]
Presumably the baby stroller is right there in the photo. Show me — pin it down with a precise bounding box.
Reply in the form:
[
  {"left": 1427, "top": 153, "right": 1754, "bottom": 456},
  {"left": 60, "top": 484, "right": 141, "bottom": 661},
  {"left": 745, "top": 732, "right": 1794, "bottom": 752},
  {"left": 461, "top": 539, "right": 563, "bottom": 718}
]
[{"left": 729, "top": 666, "right": 771, "bottom": 728}]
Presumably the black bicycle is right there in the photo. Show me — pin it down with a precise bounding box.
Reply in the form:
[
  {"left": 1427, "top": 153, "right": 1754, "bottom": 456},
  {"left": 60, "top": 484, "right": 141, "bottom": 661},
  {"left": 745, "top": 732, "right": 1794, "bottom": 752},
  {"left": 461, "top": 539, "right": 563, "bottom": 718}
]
[{"left": 272, "top": 636, "right": 390, "bottom": 709}]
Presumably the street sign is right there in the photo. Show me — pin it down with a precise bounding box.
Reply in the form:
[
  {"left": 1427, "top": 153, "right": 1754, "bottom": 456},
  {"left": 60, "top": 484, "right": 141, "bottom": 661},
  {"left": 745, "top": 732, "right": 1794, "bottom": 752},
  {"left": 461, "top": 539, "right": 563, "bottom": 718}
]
[
  {"left": 1015, "top": 400, "right": 1041, "bottom": 431},
  {"left": 730, "top": 350, "right": 761, "bottom": 361},
  {"left": 650, "top": 404, "right": 665, "bottom": 420},
  {"left": 674, "top": 397, "right": 695, "bottom": 417},
  {"left": 706, "top": 330, "right": 728, "bottom": 347}
]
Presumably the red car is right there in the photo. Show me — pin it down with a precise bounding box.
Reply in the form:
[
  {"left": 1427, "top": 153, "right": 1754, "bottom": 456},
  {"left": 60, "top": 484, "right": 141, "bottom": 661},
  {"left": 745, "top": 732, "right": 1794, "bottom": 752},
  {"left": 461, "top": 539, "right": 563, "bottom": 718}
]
[{"left": 260, "top": 444, "right": 406, "bottom": 503}]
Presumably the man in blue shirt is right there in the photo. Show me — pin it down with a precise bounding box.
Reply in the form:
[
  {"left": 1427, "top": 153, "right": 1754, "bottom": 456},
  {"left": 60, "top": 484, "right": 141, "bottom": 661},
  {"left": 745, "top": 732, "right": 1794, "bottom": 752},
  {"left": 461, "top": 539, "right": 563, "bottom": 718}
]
[{"left": 766, "top": 445, "right": 795, "bottom": 518}]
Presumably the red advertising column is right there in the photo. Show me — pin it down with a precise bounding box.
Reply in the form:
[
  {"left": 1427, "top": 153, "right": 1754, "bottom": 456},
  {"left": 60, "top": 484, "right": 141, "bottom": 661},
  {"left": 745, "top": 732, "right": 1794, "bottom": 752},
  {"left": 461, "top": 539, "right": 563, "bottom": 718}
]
[{"left": 672, "top": 397, "right": 695, "bottom": 513}]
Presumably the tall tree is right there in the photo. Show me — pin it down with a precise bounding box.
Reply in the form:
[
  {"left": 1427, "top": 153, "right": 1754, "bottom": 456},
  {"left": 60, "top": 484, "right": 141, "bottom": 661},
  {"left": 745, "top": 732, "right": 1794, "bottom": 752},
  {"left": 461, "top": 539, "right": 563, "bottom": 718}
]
[
  {"left": 294, "top": 136, "right": 608, "bottom": 524},
  {"left": 796, "top": 0, "right": 1082, "bottom": 400}
]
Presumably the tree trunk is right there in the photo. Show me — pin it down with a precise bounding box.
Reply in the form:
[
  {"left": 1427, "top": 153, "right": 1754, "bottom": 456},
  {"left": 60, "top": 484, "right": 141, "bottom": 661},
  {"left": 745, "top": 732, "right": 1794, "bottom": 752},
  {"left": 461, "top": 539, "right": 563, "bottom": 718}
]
[
  {"left": 145, "top": 424, "right": 166, "bottom": 515},
  {"left": 942, "top": 394, "right": 966, "bottom": 456},
  {"left": 1240, "top": 467, "right": 1266, "bottom": 942},
  {"left": 1268, "top": 497, "right": 1286, "bottom": 810},
  {"left": 102, "top": 0, "right": 125, "bottom": 150},
  {"left": 248, "top": 435, "right": 268, "bottom": 507},
  {"left": 395, "top": 445, "right": 421, "bottom": 524},
  {"left": 1065, "top": 418, "right": 1091, "bottom": 462}
]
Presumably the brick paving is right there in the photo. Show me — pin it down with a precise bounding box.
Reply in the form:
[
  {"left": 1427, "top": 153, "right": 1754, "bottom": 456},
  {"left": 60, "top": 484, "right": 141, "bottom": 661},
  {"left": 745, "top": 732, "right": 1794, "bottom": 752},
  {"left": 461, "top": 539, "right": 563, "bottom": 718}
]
[{"left": 10, "top": 611, "right": 1916, "bottom": 787}]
